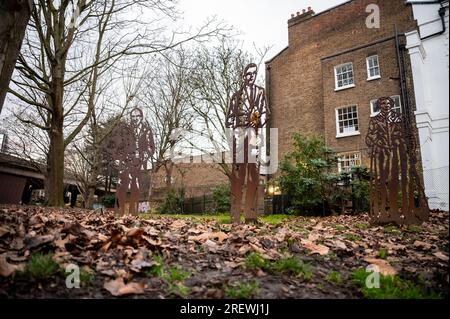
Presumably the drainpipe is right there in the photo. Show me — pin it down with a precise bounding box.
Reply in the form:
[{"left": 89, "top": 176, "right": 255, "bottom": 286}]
[{"left": 394, "top": 25, "right": 412, "bottom": 129}]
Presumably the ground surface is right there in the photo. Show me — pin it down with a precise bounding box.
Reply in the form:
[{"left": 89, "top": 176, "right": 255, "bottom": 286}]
[{"left": 0, "top": 205, "right": 448, "bottom": 299}]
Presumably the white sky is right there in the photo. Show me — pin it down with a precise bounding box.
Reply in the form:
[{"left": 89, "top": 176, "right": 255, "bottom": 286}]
[{"left": 178, "top": 0, "right": 348, "bottom": 60}]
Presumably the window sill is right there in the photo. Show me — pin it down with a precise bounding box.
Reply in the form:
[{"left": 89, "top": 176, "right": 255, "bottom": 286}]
[
  {"left": 367, "top": 75, "right": 381, "bottom": 81},
  {"left": 336, "top": 131, "right": 361, "bottom": 138},
  {"left": 334, "top": 84, "right": 355, "bottom": 92}
]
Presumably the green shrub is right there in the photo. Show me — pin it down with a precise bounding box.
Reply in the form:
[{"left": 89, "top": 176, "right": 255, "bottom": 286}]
[
  {"left": 278, "top": 133, "right": 347, "bottom": 215},
  {"left": 349, "top": 166, "right": 370, "bottom": 212},
  {"left": 212, "top": 184, "right": 231, "bottom": 214},
  {"left": 158, "top": 188, "right": 184, "bottom": 214},
  {"left": 101, "top": 194, "right": 116, "bottom": 208}
]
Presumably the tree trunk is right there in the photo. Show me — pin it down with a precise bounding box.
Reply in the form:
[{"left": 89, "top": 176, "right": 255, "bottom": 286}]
[
  {"left": 47, "top": 123, "right": 65, "bottom": 206},
  {"left": 0, "top": 0, "right": 31, "bottom": 111},
  {"left": 47, "top": 66, "right": 65, "bottom": 207},
  {"left": 164, "top": 161, "right": 174, "bottom": 188},
  {"left": 86, "top": 187, "right": 96, "bottom": 209}
]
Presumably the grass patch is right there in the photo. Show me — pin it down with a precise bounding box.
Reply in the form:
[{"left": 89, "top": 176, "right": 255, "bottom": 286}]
[
  {"left": 165, "top": 265, "right": 191, "bottom": 282},
  {"left": 245, "top": 252, "right": 270, "bottom": 270},
  {"left": 355, "top": 223, "right": 370, "bottom": 230},
  {"left": 333, "top": 224, "right": 348, "bottom": 231},
  {"left": 344, "top": 233, "right": 362, "bottom": 241},
  {"left": 406, "top": 225, "right": 422, "bottom": 234},
  {"left": 352, "top": 268, "right": 441, "bottom": 299},
  {"left": 145, "top": 254, "right": 190, "bottom": 280},
  {"left": 225, "top": 280, "right": 260, "bottom": 299},
  {"left": 377, "top": 248, "right": 388, "bottom": 259},
  {"left": 261, "top": 214, "right": 293, "bottom": 225},
  {"left": 245, "top": 253, "right": 313, "bottom": 280},
  {"left": 168, "top": 283, "right": 190, "bottom": 298},
  {"left": 76, "top": 266, "right": 95, "bottom": 285},
  {"left": 272, "top": 257, "right": 313, "bottom": 279},
  {"left": 326, "top": 271, "right": 342, "bottom": 284},
  {"left": 383, "top": 225, "right": 402, "bottom": 235},
  {"left": 144, "top": 254, "right": 192, "bottom": 297},
  {"left": 140, "top": 213, "right": 294, "bottom": 225},
  {"left": 18, "top": 253, "right": 61, "bottom": 280}
]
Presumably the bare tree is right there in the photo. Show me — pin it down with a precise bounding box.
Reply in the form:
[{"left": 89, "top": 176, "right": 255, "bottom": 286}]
[
  {"left": 7, "top": 0, "right": 227, "bottom": 206},
  {"left": 138, "top": 48, "right": 195, "bottom": 190}
]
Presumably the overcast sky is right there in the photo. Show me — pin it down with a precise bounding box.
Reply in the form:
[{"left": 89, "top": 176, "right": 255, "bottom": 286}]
[{"left": 178, "top": 0, "right": 348, "bottom": 60}]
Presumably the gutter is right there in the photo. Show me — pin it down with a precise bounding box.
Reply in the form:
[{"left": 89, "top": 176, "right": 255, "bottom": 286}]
[{"left": 406, "top": 0, "right": 448, "bottom": 40}]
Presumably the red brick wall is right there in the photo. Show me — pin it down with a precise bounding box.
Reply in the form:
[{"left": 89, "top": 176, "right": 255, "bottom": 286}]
[{"left": 266, "top": 0, "right": 418, "bottom": 169}]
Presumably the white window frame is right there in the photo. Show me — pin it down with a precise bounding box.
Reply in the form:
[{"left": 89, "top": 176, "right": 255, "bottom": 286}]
[
  {"left": 0, "top": 134, "right": 4, "bottom": 150},
  {"left": 334, "top": 62, "right": 355, "bottom": 91},
  {"left": 338, "top": 152, "right": 362, "bottom": 173},
  {"left": 370, "top": 95, "right": 402, "bottom": 117},
  {"left": 366, "top": 55, "right": 381, "bottom": 81},
  {"left": 335, "top": 105, "right": 360, "bottom": 138}
]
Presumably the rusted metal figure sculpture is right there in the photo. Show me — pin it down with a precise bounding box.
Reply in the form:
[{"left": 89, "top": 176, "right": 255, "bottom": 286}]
[
  {"left": 225, "top": 63, "right": 270, "bottom": 223},
  {"left": 107, "top": 108, "right": 155, "bottom": 216},
  {"left": 366, "top": 97, "right": 428, "bottom": 225}
]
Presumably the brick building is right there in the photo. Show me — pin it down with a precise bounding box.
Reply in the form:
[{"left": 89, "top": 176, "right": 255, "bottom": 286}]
[
  {"left": 149, "top": 153, "right": 266, "bottom": 214},
  {"left": 149, "top": 154, "right": 229, "bottom": 210},
  {"left": 266, "top": 0, "right": 419, "bottom": 173}
]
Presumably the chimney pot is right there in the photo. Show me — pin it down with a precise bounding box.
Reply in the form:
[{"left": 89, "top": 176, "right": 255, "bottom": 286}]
[
  {"left": 296, "top": 11, "right": 300, "bottom": 16},
  {"left": 291, "top": 13, "right": 295, "bottom": 18},
  {"left": 302, "top": 9, "right": 306, "bottom": 13},
  {"left": 308, "top": 7, "right": 312, "bottom": 11}
]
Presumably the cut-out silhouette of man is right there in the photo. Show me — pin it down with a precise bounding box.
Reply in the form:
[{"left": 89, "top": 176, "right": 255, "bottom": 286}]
[
  {"left": 226, "top": 63, "right": 270, "bottom": 223},
  {"left": 366, "top": 97, "right": 428, "bottom": 225},
  {"left": 108, "top": 108, "right": 155, "bottom": 216}
]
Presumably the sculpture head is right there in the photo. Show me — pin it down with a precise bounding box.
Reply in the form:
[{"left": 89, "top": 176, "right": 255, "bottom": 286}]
[
  {"left": 130, "top": 107, "right": 143, "bottom": 128},
  {"left": 377, "top": 97, "right": 395, "bottom": 115},
  {"left": 243, "top": 63, "right": 258, "bottom": 86}
]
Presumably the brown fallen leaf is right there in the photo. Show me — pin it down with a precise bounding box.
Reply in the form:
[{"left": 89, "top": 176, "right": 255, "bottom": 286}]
[
  {"left": 0, "top": 226, "right": 10, "bottom": 237},
  {"left": 300, "top": 239, "right": 329, "bottom": 256},
  {"left": 170, "top": 220, "right": 187, "bottom": 229},
  {"left": 188, "top": 231, "right": 228, "bottom": 243},
  {"left": 224, "top": 261, "right": 241, "bottom": 268},
  {"left": 101, "top": 241, "right": 112, "bottom": 252},
  {"left": 364, "top": 258, "right": 397, "bottom": 276},
  {"left": 203, "top": 239, "right": 219, "bottom": 253},
  {"left": 126, "top": 228, "right": 144, "bottom": 238},
  {"left": 238, "top": 244, "right": 252, "bottom": 255},
  {"left": 142, "top": 235, "right": 162, "bottom": 247},
  {"left": 249, "top": 243, "right": 267, "bottom": 255},
  {"left": 98, "top": 234, "right": 109, "bottom": 242},
  {"left": 433, "top": 251, "right": 449, "bottom": 261},
  {"left": 0, "top": 254, "right": 24, "bottom": 277},
  {"left": 331, "top": 239, "right": 347, "bottom": 250},
  {"left": 24, "top": 234, "right": 54, "bottom": 250},
  {"left": 413, "top": 240, "right": 432, "bottom": 250},
  {"left": 103, "top": 277, "right": 146, "bottom": 296}
]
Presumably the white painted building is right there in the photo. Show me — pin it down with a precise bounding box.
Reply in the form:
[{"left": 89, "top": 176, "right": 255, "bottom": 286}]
[{"left": 406, "top": 0, "right": 449, "bottom": 210}]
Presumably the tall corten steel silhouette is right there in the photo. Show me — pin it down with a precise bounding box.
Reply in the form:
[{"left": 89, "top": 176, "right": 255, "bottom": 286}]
[
  {"left": 366, "top": 97, "right": 428, "bottom": 225},
  {"left": 225, "top": 63, "right": 270, "bottom": 223},
  {"left": 107, "top": 108, "right": 155, "bottom": 216}
]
